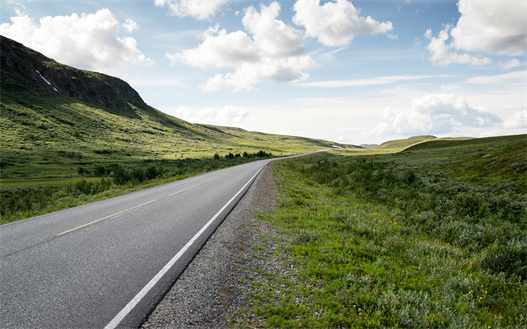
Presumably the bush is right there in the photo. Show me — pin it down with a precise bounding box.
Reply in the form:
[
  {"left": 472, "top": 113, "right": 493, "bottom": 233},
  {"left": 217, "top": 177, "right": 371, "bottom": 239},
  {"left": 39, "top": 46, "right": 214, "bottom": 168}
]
[{"left": 482, "top": 239, "right": 527, "bottom": 281}]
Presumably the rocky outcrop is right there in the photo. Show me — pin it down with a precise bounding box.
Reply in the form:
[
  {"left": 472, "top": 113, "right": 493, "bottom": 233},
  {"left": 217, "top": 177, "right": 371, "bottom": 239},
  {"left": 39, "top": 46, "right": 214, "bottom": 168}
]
[{"left": 1, "top": 35, "right": 146, "bottom": 118}]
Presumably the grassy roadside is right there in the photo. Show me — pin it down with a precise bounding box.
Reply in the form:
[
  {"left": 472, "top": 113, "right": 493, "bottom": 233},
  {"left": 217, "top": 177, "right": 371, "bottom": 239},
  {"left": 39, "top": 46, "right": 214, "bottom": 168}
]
[
  {"left": 235, "top": 136, "right": 526, "bottom": 328},
  {"left": 0, "top": 152, "right": 274, "bottom": 224}
]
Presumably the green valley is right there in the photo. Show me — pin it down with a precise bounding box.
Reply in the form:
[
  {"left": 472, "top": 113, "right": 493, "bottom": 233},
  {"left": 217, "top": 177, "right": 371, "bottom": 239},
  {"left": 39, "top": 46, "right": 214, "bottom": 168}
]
[{"left": 0, "top": 36, "right": 346, "bottom": 223}]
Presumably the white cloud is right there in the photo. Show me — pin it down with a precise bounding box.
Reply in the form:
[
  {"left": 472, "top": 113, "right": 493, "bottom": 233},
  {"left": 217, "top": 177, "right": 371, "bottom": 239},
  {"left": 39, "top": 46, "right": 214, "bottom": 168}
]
[
  {"left": 424, "top": 25, "right": 490, "bottom": 66},
  {"left": 168, "top": 2, "right": 315, "bottom": 91},
  {"left": 201, "top": 56, "right": 315, "bottom": 92},
  {"left": 451, "top": 0, "right": 526, "bottom": 56},
  {"left": 123, "top": 19, "right": 139, "bottom": 33},
  {"left": 297, "top": 74, "right": 452, "bottom": 88},
  {"left": 292, "top": 0, "right": 393, "bottom": 47},
  {"left": 154, "top": 0, "right": 232, "bottom": 20},
  {"left": 166, "top": 26, "right": 260, "bottom": 69},
  {"left": 502, "top": 110, "right": 527, "bottom": 129},
  {"left": 424, "top": 0, "right": 526, "bottom": 67},
  {"left": 500, "top": 59, "right": 521, "bottom": 70},
  {"left": 0, "top": 9, "right": 153, "bottom": 72},
  {"left": 174, "top": 105, "right": 249, "bottom": 125},
  {"left": 242, "top": 2, "right": 305, "bottom": 58},
  {"left": 463, "top": 70, "right": 524, "bottom": 85},
  {"left": 374, "top": 94, "right": 502, "bottom": 135}
]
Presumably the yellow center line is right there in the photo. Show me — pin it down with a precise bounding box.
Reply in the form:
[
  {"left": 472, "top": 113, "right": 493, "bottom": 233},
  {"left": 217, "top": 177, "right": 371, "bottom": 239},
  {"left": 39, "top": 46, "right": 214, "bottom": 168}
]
[
  {"left": 206, "top": 176, "right": 221, "bottom": 182},
  {"left": 169, "top": 183, "right": 202, "bottom": 196},
  {"left": 57, "top": 200, "right": 157, "bottom": 236}
]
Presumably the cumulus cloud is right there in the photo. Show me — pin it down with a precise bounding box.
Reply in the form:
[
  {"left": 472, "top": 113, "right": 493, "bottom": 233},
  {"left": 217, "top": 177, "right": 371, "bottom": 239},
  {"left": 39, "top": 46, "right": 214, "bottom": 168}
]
[
  {"left": 174, "top": 105, "right": 249, "bottom": 125},
  {"left": 292, "top": 0, "right": 393, "bottom": 47},
  {"left": 166, "top": 26, "right": 260, "bottom": 69},
  {"left": 424, "top": 25, "right": 490, "bottom": 66},
  {"left": 123, "top": 19, "right": 139, "bottom": 33},
  {"left": 425, "top": 0, "right": 526, "bottom": 66},
  {"left": 168, "top": 2, "right": 314, "bottom": 91},
  {"left": 242, "top": 2, "right": 305, "bottom": 58},
  {"left": 201, "top": 56, "right": 315, "bottom": 92},
  {"left": 0, "top": 9, "right": 153, "bottom": 72},
  {"left": 374, "top": 94, "right": 502, "bottom": 135},
  {"left": 451, "top": 0, "right": 526, "bottom": 56},
  {"left": 154, "top": 0, "right": 232, "bottom": 20}
]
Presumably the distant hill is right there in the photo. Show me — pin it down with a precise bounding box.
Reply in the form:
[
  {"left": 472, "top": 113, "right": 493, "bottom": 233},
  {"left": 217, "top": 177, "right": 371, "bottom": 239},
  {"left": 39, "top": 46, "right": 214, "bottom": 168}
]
[
  {"left": 0, "top": 35, "right": 343, "bottom": 180},
  {"left": 404, "top": 134, "right": 527, "bottom": 183},
  {"left": 375, "top": 135, "right": 439, "bottom": 150},
  {"left": 359, "top": 144, "right": 378, "bottom": 149}
]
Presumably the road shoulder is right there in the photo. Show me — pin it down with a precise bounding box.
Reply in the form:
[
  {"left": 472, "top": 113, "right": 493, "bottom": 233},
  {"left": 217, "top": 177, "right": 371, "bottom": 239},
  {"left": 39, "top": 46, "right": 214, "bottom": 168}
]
[{"left": 141, "top": 163, "right": 286, "bottom": 328}]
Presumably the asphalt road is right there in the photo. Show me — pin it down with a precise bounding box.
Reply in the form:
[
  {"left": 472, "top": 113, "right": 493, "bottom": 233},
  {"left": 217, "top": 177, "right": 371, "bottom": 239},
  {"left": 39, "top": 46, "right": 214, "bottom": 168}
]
[{"left": 0, "top": 158, "right": 279, "bottom": 328}]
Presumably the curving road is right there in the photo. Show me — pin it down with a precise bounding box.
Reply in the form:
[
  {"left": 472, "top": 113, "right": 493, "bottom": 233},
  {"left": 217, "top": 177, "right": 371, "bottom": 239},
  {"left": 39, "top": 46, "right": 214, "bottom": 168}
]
[{"left": 0, "top": 156, "right": 300, "bottom": 328}]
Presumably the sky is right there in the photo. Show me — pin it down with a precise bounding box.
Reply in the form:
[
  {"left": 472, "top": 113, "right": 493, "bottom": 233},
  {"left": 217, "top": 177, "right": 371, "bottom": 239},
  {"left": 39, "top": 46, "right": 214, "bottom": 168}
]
[{"left": 1, "top": 0, "right": 526, "bottom": 145}]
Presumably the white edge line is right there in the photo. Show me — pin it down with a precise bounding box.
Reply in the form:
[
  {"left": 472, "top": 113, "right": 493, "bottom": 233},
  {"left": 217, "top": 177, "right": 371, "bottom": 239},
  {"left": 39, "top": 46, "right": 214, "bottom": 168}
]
[{"left": 104, "top": 165, "right": 266, "bottom": 329}]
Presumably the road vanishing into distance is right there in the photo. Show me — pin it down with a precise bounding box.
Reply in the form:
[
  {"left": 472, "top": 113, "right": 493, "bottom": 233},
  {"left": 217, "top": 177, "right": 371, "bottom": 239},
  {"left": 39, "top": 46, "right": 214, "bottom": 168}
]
[{"left": 0, "top": 154, "right": 319, "bottom": 328}]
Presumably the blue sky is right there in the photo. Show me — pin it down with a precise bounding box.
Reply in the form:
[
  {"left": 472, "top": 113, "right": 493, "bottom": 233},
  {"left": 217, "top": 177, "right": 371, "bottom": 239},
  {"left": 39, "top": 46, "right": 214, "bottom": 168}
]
[{"left": 1, "top": 0, "right": 525, "bottom": 145}]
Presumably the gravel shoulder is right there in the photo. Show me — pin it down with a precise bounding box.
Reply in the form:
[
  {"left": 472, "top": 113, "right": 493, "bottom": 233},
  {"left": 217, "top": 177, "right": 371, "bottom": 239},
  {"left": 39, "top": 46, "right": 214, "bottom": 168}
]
[{"left": 141, "top": 163, "right": 288, "bottom": 328}]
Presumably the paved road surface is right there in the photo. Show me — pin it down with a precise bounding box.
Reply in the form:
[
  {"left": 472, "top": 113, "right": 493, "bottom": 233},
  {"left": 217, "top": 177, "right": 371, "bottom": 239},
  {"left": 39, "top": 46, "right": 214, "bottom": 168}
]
[{"left": 0, "top": 158, "right": 284, "bottom": 328}]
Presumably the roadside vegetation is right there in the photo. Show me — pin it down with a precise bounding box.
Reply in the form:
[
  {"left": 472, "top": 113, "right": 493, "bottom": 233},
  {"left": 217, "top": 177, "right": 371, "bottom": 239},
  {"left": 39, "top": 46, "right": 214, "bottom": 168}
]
[
  {"left": 0, "top": 151, "right": 274, "bottom": 224},
  {"left": 236, "top": 134, "right": 526, "bottom": 328}
]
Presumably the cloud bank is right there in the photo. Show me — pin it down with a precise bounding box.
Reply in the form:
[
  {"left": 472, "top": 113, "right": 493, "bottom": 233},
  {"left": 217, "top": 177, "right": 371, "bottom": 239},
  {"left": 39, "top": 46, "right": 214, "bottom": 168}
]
[
  {"left": 174, "top": 105, "right": 249, "bottom": 125},
  {"left": 374, "top": 94, "right": 503, "bottom": 135},
  {"left": 425, "top": 0, "right": 526, "bottom": 67},
  {"left": 0, "top": 9, "right": 153, "bottom": 72}
]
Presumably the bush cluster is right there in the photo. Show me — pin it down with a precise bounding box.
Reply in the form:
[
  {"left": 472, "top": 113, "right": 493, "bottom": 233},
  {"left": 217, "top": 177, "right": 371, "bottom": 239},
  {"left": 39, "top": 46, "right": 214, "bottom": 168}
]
[
  {"left": 215, "top": 150, "right": 273, "bottom": 160},
  {"left": 78, "top": 164, "right": 161, "bottom": 185},
  {"left": 304, "top": 159, "right": 526, "bottom": 278}
]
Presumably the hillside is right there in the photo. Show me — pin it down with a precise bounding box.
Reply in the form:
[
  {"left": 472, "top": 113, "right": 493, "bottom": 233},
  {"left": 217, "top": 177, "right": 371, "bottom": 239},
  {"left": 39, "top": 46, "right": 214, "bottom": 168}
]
[
  {"left": 375, "top": 135, "right": 439, "bottom": 150},
  {"left": 0, "top": 36, "right": 345, "bottom": 183},
  {"left": 402, "top": 134, "right": 527, "bottom": 183}
]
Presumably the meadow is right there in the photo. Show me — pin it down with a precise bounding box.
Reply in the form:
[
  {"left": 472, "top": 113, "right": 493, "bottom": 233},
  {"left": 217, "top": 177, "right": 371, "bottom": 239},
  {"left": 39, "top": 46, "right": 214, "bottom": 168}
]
[{"left": 235, "top": 134, "right": 526, "bottom": 328}]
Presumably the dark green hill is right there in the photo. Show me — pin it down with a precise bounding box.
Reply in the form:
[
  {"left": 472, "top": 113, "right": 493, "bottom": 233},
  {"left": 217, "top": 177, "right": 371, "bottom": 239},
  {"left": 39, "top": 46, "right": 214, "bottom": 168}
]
[{"left": 1, "top": 35, "right": 148, "bottom": 118}]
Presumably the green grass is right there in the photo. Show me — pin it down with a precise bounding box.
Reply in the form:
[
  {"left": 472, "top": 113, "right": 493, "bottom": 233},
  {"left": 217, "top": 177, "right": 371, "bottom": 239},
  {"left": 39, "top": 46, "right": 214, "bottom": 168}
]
[
  {"left": 235, "top": 136, "right": 527, "bottom": 328},
  {"left": 0, "top": 154, "right": 276, "bottom": 224},
  {"left": 0, "top": 176, "right": 102, "bottom": 188}
]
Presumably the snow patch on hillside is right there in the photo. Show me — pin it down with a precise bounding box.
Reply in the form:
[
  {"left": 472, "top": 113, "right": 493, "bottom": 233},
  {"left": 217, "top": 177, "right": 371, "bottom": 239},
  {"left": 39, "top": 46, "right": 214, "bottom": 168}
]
[{"left": 35, "top": 70, "right": 58, "bottom": 92}]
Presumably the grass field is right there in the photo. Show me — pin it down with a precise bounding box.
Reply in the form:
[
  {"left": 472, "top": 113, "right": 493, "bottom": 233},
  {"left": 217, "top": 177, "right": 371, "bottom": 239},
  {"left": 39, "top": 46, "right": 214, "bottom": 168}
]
[{"left": 235, "top": 134, "right": 526, "bottom": 328}]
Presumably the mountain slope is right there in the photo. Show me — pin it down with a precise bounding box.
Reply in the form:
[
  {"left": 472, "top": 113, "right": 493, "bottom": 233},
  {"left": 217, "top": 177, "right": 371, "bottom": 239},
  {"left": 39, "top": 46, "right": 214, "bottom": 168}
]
[{"left": 0, "top": 36, "right": 344, "bottom": 181}]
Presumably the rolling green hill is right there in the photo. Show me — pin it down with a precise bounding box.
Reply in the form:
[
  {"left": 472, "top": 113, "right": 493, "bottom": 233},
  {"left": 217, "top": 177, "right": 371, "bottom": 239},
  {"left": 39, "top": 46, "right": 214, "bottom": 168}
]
[
  {"left": 375, "top": 135, "right": 439, "bottom": 150},
  {"left": 0, "top": 35, "right": 347, "bottom": 184}
]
